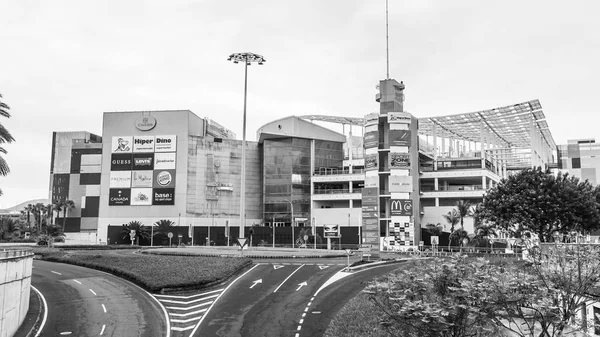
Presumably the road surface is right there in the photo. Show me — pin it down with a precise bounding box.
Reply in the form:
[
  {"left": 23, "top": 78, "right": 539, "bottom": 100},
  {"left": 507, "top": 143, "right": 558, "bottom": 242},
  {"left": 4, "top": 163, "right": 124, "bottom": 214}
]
[
  {"left": 194, "top": 260, "right": 402, "bottom": 337},
  {"left": 30, "top": 260, "right": 168, "bottom": 337}
]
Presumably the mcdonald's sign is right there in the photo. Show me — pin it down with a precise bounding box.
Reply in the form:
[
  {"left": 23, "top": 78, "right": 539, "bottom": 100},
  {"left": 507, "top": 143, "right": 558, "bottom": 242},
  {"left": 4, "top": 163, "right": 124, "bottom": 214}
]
[{"left": 390, "top": 199, "right": 413, "bottom": 216}]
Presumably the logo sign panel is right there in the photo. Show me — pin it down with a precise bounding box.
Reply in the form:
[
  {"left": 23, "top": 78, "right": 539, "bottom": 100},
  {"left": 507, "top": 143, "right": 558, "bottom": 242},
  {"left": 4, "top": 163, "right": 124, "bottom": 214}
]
[
  {"left": 132, "top": 171, "right": 153, "bottom": 188},
  {"left": 154, "top": 135, "right": 177, "bottom": 152},
  {"left": 389, "top": 153, "right": 410, "bottom": 168},
  {"left": 133, "top": 136, "right": 155, "bottom": 153},
  {"left": 109, "top": 188, "right": 131, "bottom": 206},
  {"left": 154, "top": 153, "right": 176, "bottom": 170},
  {"left": 109, "top": 171, "right": 132, "bottom": 188},
  {"left": 132, "top": 153, "right": 154, "bottom": 170},
  {"left": 112, "top": 136, "right": 133, "bottom": 153},
  {"left": 389, "top": 175, "right": 413, "bottom": 193},
  {"left": 153, "top": 169, "right": 176, "bottom": 188},
  {"left": 364, "top": 176, "right": 378, "bottom": 188},
  {"left": 323, "top": 224, "right": 340, "bottom": 238},
  {"left": 389, "top": 130, "right": 411, "bottom": 147},
  {"left": 111, "top": 153, "right": 132, "bottom": 171},
  {"left": 135, "top": 115, "right": 157, "bottom": 131},
  {"left": 390, "top": 199, "right": 413, "bottom": 216},
  {"left": 364, "top": 131, "right": 379, "bottom": 149},
  {"left": 130, "top": 188, "right": 152, "bottom": 206},
  {"left": 365, "top": 154, "right": 378, "bottom": 170},
  {"left": 153, "top": 188, "right": 175, "bottom": 205},
  {"left": 365, "top": 112, "right": 379, "bottom": 127},
  {"left": 388, "top": 112, "right": 411, "bottom": 124}
]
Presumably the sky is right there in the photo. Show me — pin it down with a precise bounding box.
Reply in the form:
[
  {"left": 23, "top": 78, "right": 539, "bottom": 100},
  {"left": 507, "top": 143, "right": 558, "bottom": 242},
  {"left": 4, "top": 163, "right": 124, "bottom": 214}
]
[{"left": 1, "top": 0, "right": 599, "bottom": 208}]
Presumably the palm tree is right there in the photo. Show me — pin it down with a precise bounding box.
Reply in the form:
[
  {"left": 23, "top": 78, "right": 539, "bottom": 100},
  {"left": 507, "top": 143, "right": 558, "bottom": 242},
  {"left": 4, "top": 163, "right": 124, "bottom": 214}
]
[
  {"left": 46, "top": 204, "right": 54, "bottom": 225},
  {"left": 153, "top": 219, "right": 175, "bottom": 245},
  {"left": 121, "top": 221, "right": 150, "bottom": 245},
  {"left": 23, "top": 204, "right": 34, "bottom": 231},
  {"left": 443, "top": 210, "right": 460, "bottom": 250},
  {"left": 0, "top": 93, "right": 15, "bottom": 196},
  {"left": 454, "top": 200, "right": 473, "bottom": 230},
  {"left": 33, "top": 203, "right": 46, "bottom": 232},
  {"left": 60, "top": 199, "right": 75, "bottom": 231},
  {"left": 0, "top": 217, "right": 21, "bottom": 240}
]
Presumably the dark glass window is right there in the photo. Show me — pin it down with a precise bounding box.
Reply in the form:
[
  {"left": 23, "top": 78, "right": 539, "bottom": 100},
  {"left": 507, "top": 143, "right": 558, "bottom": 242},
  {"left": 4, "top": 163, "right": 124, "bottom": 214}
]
[{"left": 572, "top": 158, "right": 581, "bottom": 169}]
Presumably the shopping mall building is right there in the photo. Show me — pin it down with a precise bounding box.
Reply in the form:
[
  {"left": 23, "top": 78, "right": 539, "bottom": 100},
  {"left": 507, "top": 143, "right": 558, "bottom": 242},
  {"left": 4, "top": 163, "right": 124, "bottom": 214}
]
[{"left": 48, "top": 78, "right": 559, "bottom": 253}]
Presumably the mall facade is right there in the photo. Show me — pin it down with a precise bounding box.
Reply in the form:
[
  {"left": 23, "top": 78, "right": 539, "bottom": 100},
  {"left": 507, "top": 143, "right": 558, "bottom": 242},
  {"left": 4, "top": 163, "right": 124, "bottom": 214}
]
[{"left": 48, "top": 78, "right": 558, "bottom": 252}]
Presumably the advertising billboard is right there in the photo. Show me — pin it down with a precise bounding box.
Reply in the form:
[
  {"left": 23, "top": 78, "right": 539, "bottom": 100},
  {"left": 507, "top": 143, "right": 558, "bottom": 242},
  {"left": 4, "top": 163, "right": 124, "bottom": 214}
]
[
  {"left": 154, "top": 152, "right": 176, "bottom": 170},
  {"left": 390, "top": 199, "right": 413, "bottom": 216},
  {"left": 109, "top": 188, "right": 131, "bottom": 206},
  {"left": 362, "top": 187, "right": 378, "bottom": 205},
  {"left": 389, "top": 153, "right": 410, "bottom": 168},
  {"left": 109, "top": 134, "right": 177, "bottom": 206},
  {"left": 111, "top": 153, "right": 132, "bottom": 171},
  {"left": 389, "top": 130, "right": 411, "bottom": 147},
  {"left": 365, "top": 153, "right": 378, "bottom": 170},
  {"left": 323, "top": 224, "right": 340, "bottom": 238},
  {"left": 111, "top": 136, "right": 133, "bottom": 153},
  {"left": 364, "top": 131, "right": 379, "bottom": 149},
  {"left": 132, "top": 171, "right": 153, "bottom": 188},
  {"left": 132, "top": 153, "right": 154, "bottom": 170},
  {"left": 389, "top": 175, "right": 413, "bottom": 193},
  {"left": 109, "top": 171, "right": 132, "bottom": 188},
  {"left": 152, "top": 188, "right": 175, "bottom": 205},
  {"left": 153, "top": 169, "right": 176, "bottom": 188},
  {"left": 133, "top": 136, "right": 155, "bottom": 153},
  {"left": 388, "top": 112, "right": 411, "bottom": 124},
  {"left": 154, "top": 135, "right": 177, "bottom": 152},
  {"left": 130, "top": 188, "right": 152, "bottom": 206},
  {"left": 365, "top": 113, "right": 379, "bottom": 127}
]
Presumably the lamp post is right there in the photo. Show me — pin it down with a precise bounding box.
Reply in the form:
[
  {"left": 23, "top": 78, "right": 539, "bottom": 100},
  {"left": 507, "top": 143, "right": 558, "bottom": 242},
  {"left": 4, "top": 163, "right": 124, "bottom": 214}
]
[
  {"left": 284, "top": 199, "right": 294, "bottom": 248},
  {"left": 227, "top": 52, "right": 266, "bottom": 239}
]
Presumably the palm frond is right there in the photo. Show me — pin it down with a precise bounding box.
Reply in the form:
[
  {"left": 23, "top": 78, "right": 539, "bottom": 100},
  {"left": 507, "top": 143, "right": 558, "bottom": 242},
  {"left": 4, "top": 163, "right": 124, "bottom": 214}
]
[
  {"left": 0, "top": 156, "right": 10, "bottom": 175},
  {"left": 0, "top": 124, "right": 15, "bottom": 144}
]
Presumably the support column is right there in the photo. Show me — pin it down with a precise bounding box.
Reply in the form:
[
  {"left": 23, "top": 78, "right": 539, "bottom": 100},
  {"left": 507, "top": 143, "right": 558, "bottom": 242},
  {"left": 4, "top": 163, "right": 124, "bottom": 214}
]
[
  {"left": 434, "top": 177, "right": 439, "bottom": 191},
  {"left": 482, "top": 176, "right": 487, "bottom": 190},
  {"left": 432, "top": 123, "right": 438, "bottom": 160},
  {"left": 480, "top": 119, "right": 486, "bottom": 168}
]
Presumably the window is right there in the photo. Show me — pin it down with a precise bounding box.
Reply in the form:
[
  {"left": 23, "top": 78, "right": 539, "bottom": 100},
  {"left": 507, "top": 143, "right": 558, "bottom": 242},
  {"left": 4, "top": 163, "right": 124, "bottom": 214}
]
[{"left": 572, "top": 158, "right": 581, "bottom": 169}]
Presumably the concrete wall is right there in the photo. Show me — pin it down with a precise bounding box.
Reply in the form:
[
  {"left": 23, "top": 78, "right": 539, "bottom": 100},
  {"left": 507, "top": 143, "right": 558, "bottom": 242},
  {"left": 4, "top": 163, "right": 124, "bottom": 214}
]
[{"left": 0, "top": 250, "right": 33, "bottom": 337}]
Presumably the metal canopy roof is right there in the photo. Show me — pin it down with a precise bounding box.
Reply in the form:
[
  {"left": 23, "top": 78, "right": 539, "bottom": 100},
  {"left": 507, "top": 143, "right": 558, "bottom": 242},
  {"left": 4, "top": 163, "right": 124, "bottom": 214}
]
[
  {"left": 300, "top": 99, "right": 556, "bottom": 151},
  {"left": 418, "top": 99, "right": 556, "bottom": 150}
]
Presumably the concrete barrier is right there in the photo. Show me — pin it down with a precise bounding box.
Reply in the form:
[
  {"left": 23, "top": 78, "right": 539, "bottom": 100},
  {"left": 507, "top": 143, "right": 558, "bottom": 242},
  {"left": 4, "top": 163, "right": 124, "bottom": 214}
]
[{"left": 0, "top": 250, "right": 33, "bottom": 337}]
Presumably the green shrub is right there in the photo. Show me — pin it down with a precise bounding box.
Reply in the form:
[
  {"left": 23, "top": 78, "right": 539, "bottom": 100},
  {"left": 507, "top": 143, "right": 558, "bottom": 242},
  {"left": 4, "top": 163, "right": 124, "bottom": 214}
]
[{"left": 40, "top": 251, "right": 252, "bottom": 292}]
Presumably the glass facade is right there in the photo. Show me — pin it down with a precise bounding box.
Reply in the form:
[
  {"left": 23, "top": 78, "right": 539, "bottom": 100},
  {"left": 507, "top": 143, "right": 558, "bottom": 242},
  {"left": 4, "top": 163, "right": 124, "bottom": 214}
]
[{"left": 263, "top": 138, "right": 342, "bottom": 226}]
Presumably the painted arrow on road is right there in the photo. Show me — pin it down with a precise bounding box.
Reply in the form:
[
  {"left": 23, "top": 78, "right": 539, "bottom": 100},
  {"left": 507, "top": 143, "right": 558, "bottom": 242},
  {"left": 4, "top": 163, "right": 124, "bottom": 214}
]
[
  {"left": 250, "top": 279, "right": 262, "bottom": 289},
  {"left": 296, "top": 281, "right": 308, "bottom": 291}
]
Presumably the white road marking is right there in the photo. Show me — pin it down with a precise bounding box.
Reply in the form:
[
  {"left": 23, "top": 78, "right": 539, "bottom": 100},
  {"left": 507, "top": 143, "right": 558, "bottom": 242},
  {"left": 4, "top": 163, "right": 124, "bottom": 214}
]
[
  {"left": 189, "top": 264, "right": 261, "bottom": 336},
  {"left": 273, "top": 265, "right": 284, "bottom": 269},
  {"left": 100, "top": 324, "right": 106, "bottom": 335},
  {"left": 165, "top": 301, "right": 212, "bottom": 310},
  {"left": 273, "top": 264, "right": 305, "bottom": 293},
  {"left": 73, "top": 280, "right": 82, "bottom": 284},
  {"left": 318, "top": 265, "right": 329, "bottom": 270},
  {"left": 158, "top": 294, "right": 219, "bottom": 305},
  {"left": 250, "top": 279, "right": 262, "bottom": 289},
  {"left": 51, "top": 271, "right": 61, "bottom": 275},
  {"left": 154, "top": 288, "right": 223, "bottom": 299},
  {"left": 59, "top": 332, "right": 72, "bottom": 335},
  {"left": 89, "top": 289, "right": 97, "bottom": 296},
  {"left": 102, "top": 304, "right": 107, "bottom": 313},
  {"left": 171, "top": 326, "right": 195, "bottom": 332},
  {"left": 302, "top": 313, "right": 306, "bottom": 317},
  {"left": 297, "top": 325, "right": 301, "bottom": 330},
  {"left": 299, "top": 319, "right": 304, "bottom": 324},
  {"left": 169, "top": 308, "right": 207, "bottom": 317},
  {"left": 170, "top": 317, "right": 202, "bottom": 324},
  {"left": 296, "top": 281, "right": 308, "bottom": 291},
  {"left": 295, "top": 334, "right": 299, "bottom": 337},
  {"left": 31, "top": 285, "right": 48, "bottom": 337}
]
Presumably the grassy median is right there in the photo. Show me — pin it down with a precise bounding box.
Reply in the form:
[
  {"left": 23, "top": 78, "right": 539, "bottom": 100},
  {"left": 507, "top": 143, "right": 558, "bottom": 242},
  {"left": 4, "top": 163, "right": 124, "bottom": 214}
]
[{"left": 35, "top": 248, "right": 252, "bottom": 293}]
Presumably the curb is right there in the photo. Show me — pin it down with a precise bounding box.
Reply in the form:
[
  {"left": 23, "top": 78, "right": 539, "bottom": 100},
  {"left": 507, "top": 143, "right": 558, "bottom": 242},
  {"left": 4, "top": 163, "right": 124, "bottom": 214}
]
[
  {"left": 140, "top": 249, "right": 347, "bottom": 259},
  {"left": 346, "top": 257, "right": 421, "bottom": 271}
]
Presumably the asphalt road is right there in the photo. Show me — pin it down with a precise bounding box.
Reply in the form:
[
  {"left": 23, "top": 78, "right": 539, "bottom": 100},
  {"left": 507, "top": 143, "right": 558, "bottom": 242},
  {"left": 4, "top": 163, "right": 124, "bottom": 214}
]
[
  {"left": 195, "top": 260, "right": 403, "bottom": 337},
  {"left": 29, "top": 260, "right": 168, "bottom": 337}
]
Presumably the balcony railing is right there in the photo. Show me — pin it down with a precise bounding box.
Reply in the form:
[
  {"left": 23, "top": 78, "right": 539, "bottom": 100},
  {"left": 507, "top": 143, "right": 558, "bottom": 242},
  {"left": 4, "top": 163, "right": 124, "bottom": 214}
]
[
  {"left": 314, "top": 168, "right": 365, "bottom": 176},
  {"left": 314, "top": 188, "right": 350, "bottom": 195},
  {"left": 421, "top": 185, "right": 484, "bottom": 192}
]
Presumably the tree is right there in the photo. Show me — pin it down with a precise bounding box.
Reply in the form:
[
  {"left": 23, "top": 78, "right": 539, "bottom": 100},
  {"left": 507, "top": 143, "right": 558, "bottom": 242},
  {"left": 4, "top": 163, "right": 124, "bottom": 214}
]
[
  {"left": 443, "top": 210, "right": 460, "bottom": 249},
  {"left": 424, "top": 223, "right": 443, "bottom": 236},
  {"left": 58, "top": 199, "right": 75, "bottom": 231},
  {"left": 153, "top": 219, "right": 175, "bottom": 245},
  {"left": 455, "top": 200, "right": 473, "bottom": 230},
  {"left": 0, "top": 218, "right": 20, "bottom": 241},
  {"left": 32, "top": 202, "right": 46, "bottom": 232},
  {"left": 121, "top": 221, "right": 150, "bottom": 245},
  {"left": 0, "top": 93, "right": 15, "bottom": 196},
  {"left": 46, "top": 204, "right": 54, "bottom": 225},
  {"left": 480, "top": 167, "right": 600, "bottom": 242},
  {"left": 22, "top": 204, "right": 34, "bottom": 231}
]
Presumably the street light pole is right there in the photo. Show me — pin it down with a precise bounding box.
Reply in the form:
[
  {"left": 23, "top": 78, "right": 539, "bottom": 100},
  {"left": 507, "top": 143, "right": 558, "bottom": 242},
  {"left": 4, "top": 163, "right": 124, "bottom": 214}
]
[
  {"left": 284, "top": 199, "right": 294, "bottom": 248},
  {"left": 227, "top": 52, "right": 266, "bottom": 239}
]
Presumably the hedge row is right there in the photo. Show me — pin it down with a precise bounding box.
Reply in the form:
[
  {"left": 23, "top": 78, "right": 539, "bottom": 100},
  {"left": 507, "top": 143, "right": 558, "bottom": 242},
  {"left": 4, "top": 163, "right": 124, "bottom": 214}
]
[
  {"left": 39, "top": 251, "right": 252, "bottom": 293},
  {"left": 56, "top": 244, "right": 142, "bottom": 250}
]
